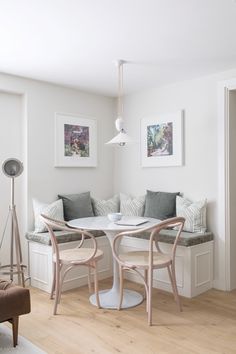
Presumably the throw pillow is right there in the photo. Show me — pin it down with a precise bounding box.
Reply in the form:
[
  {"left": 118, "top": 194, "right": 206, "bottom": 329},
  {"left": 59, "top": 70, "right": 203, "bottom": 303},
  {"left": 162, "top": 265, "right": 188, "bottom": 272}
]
[
  {"left": 175, "top": 196, "right": 207, "bottom": 233},
  {"left": 92, "top": 195, "right": 119, "bottom": 216},
  {"left": 58, "top": 192, "right": 94, "bottom": 221},
  {"left": 120, "top": 193, "right": 145, "bottom": 216},
  {"left": 144, "top": 190, "right": 180, "bottom": 220},
  {"left": 32, "top": 198, "right": 64, "bottom": 233}
]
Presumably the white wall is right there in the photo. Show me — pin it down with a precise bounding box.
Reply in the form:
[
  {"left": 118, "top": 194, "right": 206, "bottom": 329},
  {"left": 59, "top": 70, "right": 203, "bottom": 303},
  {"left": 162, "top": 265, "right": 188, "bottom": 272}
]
[
  {"left": 113, "top": 69, "right": 236, "bottom": 290},
  {"left": 0, "top": 73, "right": 115, "bottom": 264},
  {"left": 1, "top": 68, "right": 236, "bottom": 289},
  {"left": 229, "top": 90, "right": 236, "bottom": 289},
  {"left": 114, "top": 76, "right": 218, "bottom": 225},
  {"left": 0, "top": 92, "right": 24, "bottom": 265}
]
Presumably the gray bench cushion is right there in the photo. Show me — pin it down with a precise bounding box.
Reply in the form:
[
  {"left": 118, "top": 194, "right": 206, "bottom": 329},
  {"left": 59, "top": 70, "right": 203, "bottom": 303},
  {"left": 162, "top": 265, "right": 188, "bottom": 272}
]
[
  {"left": 25, "top": 228, "right": 213, "bottom": 247},
  {"left": 131, "top": 229, "right": 213, "bottom": 247},
  {"left": 25, "top": 230, "right": 105, "bottom": 246}
]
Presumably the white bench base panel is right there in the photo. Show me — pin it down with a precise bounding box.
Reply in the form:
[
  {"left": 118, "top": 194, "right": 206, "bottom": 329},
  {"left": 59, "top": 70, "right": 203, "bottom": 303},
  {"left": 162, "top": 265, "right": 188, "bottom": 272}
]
[{"left": 28, "top": 235, "right": 213, "bottom": 298}]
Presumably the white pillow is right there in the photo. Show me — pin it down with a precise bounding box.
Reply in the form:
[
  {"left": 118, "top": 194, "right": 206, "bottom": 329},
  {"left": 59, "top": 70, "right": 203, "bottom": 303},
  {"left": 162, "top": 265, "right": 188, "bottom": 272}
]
[
  {"left": 32, "top": 198, "right": 64, "bottom": 233},
  {"left": 120, "top": 193, "right": 145, "bottom": 216},
  {"left": 92, "top": 195, "right": 119, "bottom": 216},
  {"left": 175, "top": 196, "right": 207, "bottom": 233}
]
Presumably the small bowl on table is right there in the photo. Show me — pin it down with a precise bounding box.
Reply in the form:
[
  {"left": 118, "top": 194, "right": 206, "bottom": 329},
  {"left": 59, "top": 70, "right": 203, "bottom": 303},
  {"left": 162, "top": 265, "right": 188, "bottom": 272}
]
[{"left": 107, "top": 212, "right": 122, "bottom": 222}]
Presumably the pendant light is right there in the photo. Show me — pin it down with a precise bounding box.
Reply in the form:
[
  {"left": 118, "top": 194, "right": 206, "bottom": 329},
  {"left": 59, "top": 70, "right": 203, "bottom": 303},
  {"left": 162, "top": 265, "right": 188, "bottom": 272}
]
[{"left": 106, "top": 60, "right": 133, "bottom": 146}]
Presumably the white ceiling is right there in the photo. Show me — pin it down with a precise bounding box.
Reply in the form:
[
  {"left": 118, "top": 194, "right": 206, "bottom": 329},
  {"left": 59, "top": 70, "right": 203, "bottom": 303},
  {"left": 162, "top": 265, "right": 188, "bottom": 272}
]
[{"left": 0, "top": 0, "right": 236, "bottom": 96}]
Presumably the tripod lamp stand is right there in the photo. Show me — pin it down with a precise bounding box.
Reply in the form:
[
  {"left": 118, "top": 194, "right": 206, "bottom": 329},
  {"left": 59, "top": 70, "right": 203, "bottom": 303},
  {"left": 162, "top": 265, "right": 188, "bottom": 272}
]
[{"left": 0, "top": 158, "right": 26, "bottom": 286}]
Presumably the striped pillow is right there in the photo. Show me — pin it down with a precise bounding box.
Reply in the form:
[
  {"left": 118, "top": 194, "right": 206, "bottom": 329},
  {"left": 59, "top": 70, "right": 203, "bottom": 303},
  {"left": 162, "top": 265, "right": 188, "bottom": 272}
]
[
  {"left": 175, "top": 196, "right": 207, "bottom": 233},
  {"left": 33, "top": 198, "right": 64, "bottom": 233},
  {"left": 92, "top": 195, "right": 119, "bottom": 216},
  {"left": 120, "top": 193, "right": 145, "bottom": 216}
]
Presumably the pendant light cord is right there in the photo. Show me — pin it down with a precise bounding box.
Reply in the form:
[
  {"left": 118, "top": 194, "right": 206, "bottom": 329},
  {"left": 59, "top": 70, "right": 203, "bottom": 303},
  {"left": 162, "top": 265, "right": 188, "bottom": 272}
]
[
  {"left": 106, "top": 59, "right": 133, "bottom": 145},
  {"left": 117, "top": 61, "right": 123, "bottom": 118}
]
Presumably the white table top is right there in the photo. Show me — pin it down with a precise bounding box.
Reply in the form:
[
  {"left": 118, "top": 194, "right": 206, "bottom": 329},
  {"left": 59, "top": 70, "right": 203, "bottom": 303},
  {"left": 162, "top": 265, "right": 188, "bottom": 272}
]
[{"left": 67, "top": 215, "right": 160, "bottom": 232}]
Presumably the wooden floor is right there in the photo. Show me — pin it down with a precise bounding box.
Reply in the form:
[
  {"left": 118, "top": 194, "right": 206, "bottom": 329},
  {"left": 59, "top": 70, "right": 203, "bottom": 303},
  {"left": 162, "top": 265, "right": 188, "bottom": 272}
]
[{"left": 15, "top": 279, "right": 236, "bottom": 354}]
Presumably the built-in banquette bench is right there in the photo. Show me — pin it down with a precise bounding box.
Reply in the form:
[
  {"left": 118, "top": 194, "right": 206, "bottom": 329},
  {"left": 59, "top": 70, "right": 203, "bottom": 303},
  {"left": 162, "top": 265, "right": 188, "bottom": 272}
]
[{"left": 26, "top": 228, "right": 213, "bottom": 298}]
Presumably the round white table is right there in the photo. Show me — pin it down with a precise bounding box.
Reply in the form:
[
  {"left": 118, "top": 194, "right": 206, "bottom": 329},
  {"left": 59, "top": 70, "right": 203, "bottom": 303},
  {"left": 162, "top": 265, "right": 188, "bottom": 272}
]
[{"left": 67, "top": 216, "right": 160, "bottom": 309}]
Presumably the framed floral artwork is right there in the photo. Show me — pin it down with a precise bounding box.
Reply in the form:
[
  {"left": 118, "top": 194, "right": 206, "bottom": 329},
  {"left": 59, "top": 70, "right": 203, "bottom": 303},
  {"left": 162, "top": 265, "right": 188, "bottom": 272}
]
[
  {"left": 141, "top": 111, "right": 183, "bottom": 167},
  {"left": 55, "top": 113, "right": 97, "bottom": 167}
]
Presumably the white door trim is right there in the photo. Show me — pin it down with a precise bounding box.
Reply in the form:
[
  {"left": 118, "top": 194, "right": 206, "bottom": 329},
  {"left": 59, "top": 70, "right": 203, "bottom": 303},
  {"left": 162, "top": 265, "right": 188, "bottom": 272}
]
[{"left": 218, "top": 78, "right": 236, "bottom": 291}]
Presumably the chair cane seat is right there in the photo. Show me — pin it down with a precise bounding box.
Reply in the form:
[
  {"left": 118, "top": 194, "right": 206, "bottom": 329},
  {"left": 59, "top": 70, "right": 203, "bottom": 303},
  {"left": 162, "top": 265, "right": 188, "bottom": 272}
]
[
  {"left": 119, "top": 251, "right": 171, "bottom": 267},
  {"left": 53, "top": 248, "right": 104, "bottom": 264}
]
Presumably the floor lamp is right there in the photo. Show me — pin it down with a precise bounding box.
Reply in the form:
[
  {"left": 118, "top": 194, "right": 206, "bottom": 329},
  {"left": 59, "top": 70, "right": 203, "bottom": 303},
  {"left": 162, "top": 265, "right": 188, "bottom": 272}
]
[{"left": 0, "top": 158, "right": 26, "bottom": 286}]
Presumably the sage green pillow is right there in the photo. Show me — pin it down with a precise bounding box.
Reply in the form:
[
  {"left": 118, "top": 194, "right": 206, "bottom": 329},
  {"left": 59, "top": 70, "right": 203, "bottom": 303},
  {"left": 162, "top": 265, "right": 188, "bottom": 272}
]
[
  {"left": 144, "top": 190, "right": 180, "bottom": 220},
  {"left": 58, "top": 192, "right": 94, "bottom": 221}
]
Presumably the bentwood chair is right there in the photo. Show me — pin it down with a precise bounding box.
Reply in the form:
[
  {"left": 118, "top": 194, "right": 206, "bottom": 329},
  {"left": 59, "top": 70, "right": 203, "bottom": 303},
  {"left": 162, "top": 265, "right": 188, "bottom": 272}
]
[
  {"left": 40, "top": 214, "right": 103, "bottom": 315},
  {"left": 112, "top": 216, "right": 185, "bottom": 326}
]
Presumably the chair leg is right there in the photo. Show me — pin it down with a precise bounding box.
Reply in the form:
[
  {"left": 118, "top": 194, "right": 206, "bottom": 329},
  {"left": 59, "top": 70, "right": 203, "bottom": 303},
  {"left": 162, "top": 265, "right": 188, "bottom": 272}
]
[
  {"left": 93, "top": 261, "right": 101, "bottom": 308},
  {"left": 144, "top": 269, "right": 148, "bottom": 312},
  {"left": 88, "top": 266, "right": 92, "bottom": 294},
  {"left": 167, "top": 266, "right": 177, "bottom": 301},
  {"left": 50, "top": 262, "right": 56, "bottom": 299},
  {"left": 144, "top": 269, "right": 148, "bottom": 299},
  {"left": 12, "top": 316, "right": 19, "bottom": 347},
  {"left": 147, "top": 268, "right": 153, "bottom": 326},
  {"left": 53, "top": 263, "right": 61, "bottom": 315},
  {"left": 168, "top": 264, "right": 182, "bottom": 312},
  {"left": 118, "top": 265, "right": 124, "bottom": 310}
]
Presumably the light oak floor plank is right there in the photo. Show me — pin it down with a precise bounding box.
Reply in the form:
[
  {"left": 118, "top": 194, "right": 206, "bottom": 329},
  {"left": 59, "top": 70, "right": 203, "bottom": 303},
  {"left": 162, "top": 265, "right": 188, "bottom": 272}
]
[{"left": 14, "top": 279, "right": 236, "bottom": 354}]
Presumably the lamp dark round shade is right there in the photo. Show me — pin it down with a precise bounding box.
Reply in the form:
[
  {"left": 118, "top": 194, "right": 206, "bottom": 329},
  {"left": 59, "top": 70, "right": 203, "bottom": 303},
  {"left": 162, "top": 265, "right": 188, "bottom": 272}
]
[{"left": 2, "top": 158, "right": 23, "bottom": 178}]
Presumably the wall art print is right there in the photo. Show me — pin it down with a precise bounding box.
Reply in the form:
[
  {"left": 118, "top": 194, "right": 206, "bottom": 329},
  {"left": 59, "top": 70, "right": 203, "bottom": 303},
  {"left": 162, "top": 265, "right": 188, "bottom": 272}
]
[
  {"left": 55, "top": 113, "right": 97, "bottom": 167},
  {"left": 141, "top": 111, "right": 183, "bottom": 167}
]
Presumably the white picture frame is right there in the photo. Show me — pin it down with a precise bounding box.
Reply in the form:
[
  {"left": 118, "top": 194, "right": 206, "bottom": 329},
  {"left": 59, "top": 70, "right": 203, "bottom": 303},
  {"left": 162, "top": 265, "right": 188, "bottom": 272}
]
[
  {"left": 54, "top": 112, "right": 97, "bottom": 167},
  {"left": 141, "top": 110, "right": 183, "bottom": 167}
]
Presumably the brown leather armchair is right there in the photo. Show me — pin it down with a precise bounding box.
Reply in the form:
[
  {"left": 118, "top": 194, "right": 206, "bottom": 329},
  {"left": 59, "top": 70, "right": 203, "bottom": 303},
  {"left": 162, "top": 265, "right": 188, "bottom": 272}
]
[{"left": 0, "top": 279, "right": 31, "bottom": 347}]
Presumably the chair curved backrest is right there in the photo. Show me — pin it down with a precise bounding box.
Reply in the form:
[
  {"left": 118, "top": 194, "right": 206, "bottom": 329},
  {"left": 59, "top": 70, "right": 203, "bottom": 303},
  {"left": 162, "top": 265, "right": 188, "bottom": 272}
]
[
  {"left": 149, "top": 217, "right": 185, "bottom": 267},
  {"left": 112, "top": 216, "right": 185, "bottom": 268},
  {"left": 40, "top": 214, "right": 98, "bottom": 265}
]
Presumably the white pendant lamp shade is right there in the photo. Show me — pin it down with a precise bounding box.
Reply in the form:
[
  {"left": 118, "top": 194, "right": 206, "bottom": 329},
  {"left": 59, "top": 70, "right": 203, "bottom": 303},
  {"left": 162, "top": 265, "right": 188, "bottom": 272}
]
[
  {"left": 115, "top": 117, "right": 124, "bottom": 131},
  {"left": 106, "top": 130, "right": 133, "bottom": 146},
  {"left": 106, "top": 60, "right": 133, "bottom": 146}
]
